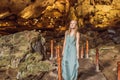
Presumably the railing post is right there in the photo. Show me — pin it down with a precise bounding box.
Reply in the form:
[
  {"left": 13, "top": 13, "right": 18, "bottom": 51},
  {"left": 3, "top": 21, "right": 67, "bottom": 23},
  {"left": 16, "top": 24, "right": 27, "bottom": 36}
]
[
  {"left": 57, "top": 45, "right": 62, "bottom": 80},
  {"left": 55, "top": 46, "right": 57, "bottom": 59},
  {"left": 50, "top": 39, "right": 54, "bottom": 60},
  {"left": 86, "top": 39, "right": 89, "bottom": 58},
  {"left": 80, "top": 45, "right": 84, "bottom": 58},
  {"left": 96, "top": 48, "right": 100, "bottom": 72},
  {"left": 117, "top": 61, "right": 120, "bottom": 80}
]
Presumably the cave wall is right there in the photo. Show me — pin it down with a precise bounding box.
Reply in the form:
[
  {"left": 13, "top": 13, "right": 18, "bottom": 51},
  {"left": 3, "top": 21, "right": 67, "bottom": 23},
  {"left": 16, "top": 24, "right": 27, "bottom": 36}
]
[{"left": 0, "top": 30, "right": 52, "bottom": 79}]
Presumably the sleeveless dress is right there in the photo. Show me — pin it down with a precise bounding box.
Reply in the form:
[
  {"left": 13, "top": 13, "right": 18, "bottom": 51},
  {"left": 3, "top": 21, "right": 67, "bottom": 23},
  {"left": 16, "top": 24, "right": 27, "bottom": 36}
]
[{"left": 62, "top": 34, "right": 79, "bottom": 80}]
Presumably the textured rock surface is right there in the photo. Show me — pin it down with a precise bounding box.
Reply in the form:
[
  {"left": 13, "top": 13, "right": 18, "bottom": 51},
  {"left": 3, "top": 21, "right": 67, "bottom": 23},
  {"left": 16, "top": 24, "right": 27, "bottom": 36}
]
[
  {"left": 75, "top": 0, "right": 120, "bottom": 28},
  {"left": 78, "top": 59, "right": 107, "bottom": 80},
  {"left": 0, "top": 30, "right": 53, "bottom": 79},
  {"left": 0, "top": 0, "right": 120, "bottom": 35},
  {"left": 0, "top": 0, "right": 69, "bottom": 31},
  {"left": 89, "top": 44, "right": 120, "bottom": 80}
]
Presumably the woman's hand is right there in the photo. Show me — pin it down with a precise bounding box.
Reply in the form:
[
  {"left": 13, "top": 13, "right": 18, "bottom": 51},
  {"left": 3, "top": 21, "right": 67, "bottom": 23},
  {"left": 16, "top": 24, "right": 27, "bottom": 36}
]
[
  {"left": 61, "top": 53, "right": 63, "bottom": 57},
  {"left": 76, "top": 32, "right": 80, "bottom": 60},
  {"left": 77, "top": 55, "right": 79, "bottom": 59}
]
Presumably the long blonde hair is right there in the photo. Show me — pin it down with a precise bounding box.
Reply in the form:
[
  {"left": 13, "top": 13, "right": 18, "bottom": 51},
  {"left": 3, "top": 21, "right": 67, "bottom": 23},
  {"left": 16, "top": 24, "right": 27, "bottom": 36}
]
[{"left": 67, "top": 20, "right": 78, "bottom": 37}]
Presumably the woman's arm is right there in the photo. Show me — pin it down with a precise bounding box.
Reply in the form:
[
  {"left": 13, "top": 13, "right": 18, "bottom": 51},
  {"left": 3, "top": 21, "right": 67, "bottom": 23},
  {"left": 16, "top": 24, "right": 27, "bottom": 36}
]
[
  {"left": 76, "top": 32, "right": 80, "bottom": 59},
  {"left": 62, "top": 31, "right": 67, "bottom": 56}
]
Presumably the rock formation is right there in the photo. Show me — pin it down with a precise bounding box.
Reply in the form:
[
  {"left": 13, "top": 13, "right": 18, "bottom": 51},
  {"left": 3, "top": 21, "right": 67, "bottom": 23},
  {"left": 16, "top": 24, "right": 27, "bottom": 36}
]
[
  {"left": 89, "top": 44, "right": 120, "bottom": 80},
  {"left": 0, "top": 0, "right": 120, "bottom": 35},
  {"left": 0, "top": 30, "right": 53, "bottom": 79}
]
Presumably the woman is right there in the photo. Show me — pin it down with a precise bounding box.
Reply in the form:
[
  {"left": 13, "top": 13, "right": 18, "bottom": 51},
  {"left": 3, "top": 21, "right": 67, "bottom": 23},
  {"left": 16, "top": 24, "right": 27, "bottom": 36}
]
[{"left": 62, "top": 20, "right": 80, "bottom": 80}]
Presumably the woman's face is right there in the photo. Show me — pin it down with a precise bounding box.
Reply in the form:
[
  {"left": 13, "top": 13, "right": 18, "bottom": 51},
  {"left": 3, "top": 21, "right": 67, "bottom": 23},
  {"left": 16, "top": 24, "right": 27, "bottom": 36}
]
[{"left": 69, "top": 20, "right": 77, "bottom": 29}]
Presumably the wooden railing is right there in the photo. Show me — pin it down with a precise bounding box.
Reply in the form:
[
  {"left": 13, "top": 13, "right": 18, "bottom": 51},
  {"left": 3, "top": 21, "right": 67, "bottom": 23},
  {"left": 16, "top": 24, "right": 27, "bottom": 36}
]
[{"left": 118, "top": 61, "right": 120, "bottom": 80}]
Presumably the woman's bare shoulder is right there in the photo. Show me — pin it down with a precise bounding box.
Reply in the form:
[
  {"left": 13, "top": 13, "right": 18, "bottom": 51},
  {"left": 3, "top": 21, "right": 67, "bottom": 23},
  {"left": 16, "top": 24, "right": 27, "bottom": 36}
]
[
  {"left": 65, "top": 30, "right": 69, "bottom": 35},
  {"left": 76, "top": 31, "right": 80, "bottom": 36}
]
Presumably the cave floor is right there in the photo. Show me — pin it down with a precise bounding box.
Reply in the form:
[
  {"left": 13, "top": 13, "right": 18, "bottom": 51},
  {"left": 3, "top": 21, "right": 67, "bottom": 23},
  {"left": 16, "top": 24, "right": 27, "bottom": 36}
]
[{"left": 78, "top": 58, "right": 107, "bottom": 80}]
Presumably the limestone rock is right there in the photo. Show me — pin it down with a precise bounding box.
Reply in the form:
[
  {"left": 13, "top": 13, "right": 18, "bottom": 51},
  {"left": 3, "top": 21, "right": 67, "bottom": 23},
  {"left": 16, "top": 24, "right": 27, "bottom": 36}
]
[
  {"left": 89, "top": 44, "right": 120, "bottom": 80},
  {"left": 78, "top": 59, "right": 107, "bottom": 80},
  {"left": 74, "top": 0, "right": 120, "bottom": 28},
  {"left": 0, "top": 0, "right": 120, "bottom": 35},
  {"left": 0, "top": 30, "right": 53, "bottom": 79},
  {"left": 0, "top": 0, "right": 70, "bottom": 35}
]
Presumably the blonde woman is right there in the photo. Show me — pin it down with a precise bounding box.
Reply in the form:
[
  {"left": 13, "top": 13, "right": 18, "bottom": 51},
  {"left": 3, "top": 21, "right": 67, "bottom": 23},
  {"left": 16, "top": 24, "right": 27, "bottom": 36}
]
[{"left": 62, "top": 20, "right": 80, "bottom": 80}]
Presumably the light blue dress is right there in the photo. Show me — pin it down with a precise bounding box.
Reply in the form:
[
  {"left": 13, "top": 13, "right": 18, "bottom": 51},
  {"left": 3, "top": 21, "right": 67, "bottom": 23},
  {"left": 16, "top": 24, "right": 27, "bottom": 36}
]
[{"left": 62, "top": 34, "right": 79, "bottom": 80}]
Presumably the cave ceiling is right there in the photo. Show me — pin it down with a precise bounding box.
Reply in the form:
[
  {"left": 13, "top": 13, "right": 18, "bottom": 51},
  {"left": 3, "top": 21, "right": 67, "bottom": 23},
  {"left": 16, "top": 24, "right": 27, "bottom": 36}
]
[{"left": 0, "top": 0, "right": 120, "bottom": 35}]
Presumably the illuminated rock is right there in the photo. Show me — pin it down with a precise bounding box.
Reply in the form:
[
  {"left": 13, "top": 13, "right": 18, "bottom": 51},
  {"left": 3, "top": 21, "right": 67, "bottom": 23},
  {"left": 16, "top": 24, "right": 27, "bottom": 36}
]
[
  {"left": 75, "top": 0, "right": 120, "bottom": 28},
  {"left": 0, "top": 0, "right": 120, "bottom": 33}
]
